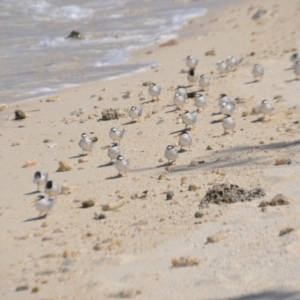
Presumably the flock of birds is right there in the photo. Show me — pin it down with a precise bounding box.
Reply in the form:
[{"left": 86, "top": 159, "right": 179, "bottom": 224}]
[{"left": 31, "top": 51, "right": 300, "bottom": 218}]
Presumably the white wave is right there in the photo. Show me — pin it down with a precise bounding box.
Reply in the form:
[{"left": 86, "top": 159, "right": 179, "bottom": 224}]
[
  {"left": 50, "top": 5, "right": 93, "bottom": 20},
  {"left": 108, "top": 14, "right": 124, "bottom": 19},
  {"left": 35, "top": 37, "right": 66, "bottom": 47}
]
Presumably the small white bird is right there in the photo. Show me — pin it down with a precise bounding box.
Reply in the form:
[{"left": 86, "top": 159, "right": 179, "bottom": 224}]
[
  {"left": 194, "top": 93, "right": 207, "bottom": 112},
  {"left": 33, "top": 195, "right": 55, "bottom": 217},
  {"left": 222, "top": 115, "right": 235, "bottom": 134},
  {"left": 165, "top": 145, "right": 179, "bottom": 165},
  {"left": 176, "top": 87, "right": 188, "bottom": 98},
  {"left": 252, "top": 64, "right": 264, "bottom": 81},
  {"left": 175, "top": 131, "right": 192, "bottom": 151},
  {"left": 186, "top": 55, "right": 198, "bottom": 69},
  {"left": 226, "top": 56, "right": 243, "bottom": 70},
  {"left": 45, "top": 180, "right": 60, "bottom": 200},
  {"left": 129, "top": 106, "right": 143, "bottom": 122},
  {"left": 107, "top": 143, "right": 121, "bottom": 162},
  {"left": 173, "top": 92, "right": 186, "bottom": 110},
  {"left": 109, "top": 127, "right": 125, "bottom": 144},
  {"left": 198, "top": 74, "right": 210, "bottom": 90},
  {"left": 187, "top": 68, "right": 198, "bottom": 84},
  {"left": 33, "top": 171, "right": 48, "bottom": 191},
  {"left": 294, "top": 61, "right": 300, "bottom": 80},
  {"left": 260, "top": 99, "right": 273, "bottom": 120},
  {"left": 290, "top": 53, "right": 300, "bottom": 64},
  {"left": 220, "top": 102, "right": 235, "bottom": 115},
  {"left": 181, "top": 110, "right": 197, "bottom": 130},
  {"left": 148, "top": 83, "right": 161, "bottom": 101},
  {"left": 217, "top": 60, "right": 230, "bottom": 76},
  {"left": 79, "top": 133, "right": 93, "bottom": 155},
  {"left": 115, "top": 155, "right": 130, "bottom": 176},
  {"left": 217, "top": 94, "right": 235, "bottom": 109}
]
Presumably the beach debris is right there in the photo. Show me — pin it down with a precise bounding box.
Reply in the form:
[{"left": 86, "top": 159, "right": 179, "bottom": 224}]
[
  {"left": 46, "top": 95, "right": 61, "bottom": 102},
  {"left": 122, "top": 91, "right": 132, "bottom": 99},
  {"left": 11, "top": 142, "right": 20, "bottom": 146},
  {"left": 81, "top": 199, "right": 95, "bottom": 208},
  {"left": 15, "top": 110, "right": 26, "bottom": 120},
  {"left": 31, "top": 287, "right": 39, "bottom": 293},
  {"left": 110, "top": 289, "right": 142, "bottom": 298},
  {"left": 188, "top": 184, "right": 197, "bottom": 192},
  {"left": 60, "top": 185, "right": 76, "bottom": 195},
  {"left": 205, "top": 49, "right": 216, "bottom": 56},
  {"left": 57, "top": 161, "right": 73, "bottom": 172},
  {"left": 158, "top": 174, "right": 165, "bottom": 180},
  {"left": 66, "top": 30, "right": 84, "bottom": 39},
  {"left": 207, "top": 232, "right": 228, "bottom": 243},
  {"left": 70, "top": 108, "right": 85, "bottom": 116},
  {"left": 279, "top": 227, "right": 294, "bottom": 236},
  {"left": 91, "top": 136, "right": 98, "bottom": 143},
  {"left": 275, "top": 158, "right": 292, "bottom": 165},
  {"left": 101, "top": 108, "right": 123, "bottom": 120},
  {"left": 166, "top": 191, "right": 174, "bottom": 200},
  {"left": 194, "top": 211, "right": 204, "bottom": 218},
  {"left": 22, "top": 160, "right": 38, "bottom": 168},
  {"left": 206, "top": 145, "right": 213, "bottom": 150},
  {"left": 159, "top": 39, "right": 178, "bottom": 47},
  {"left": 94, "top": 213, "right": 106, "bottom": 220},
  {"left": 43, "top": 139, "right": 53, "bottom": 143},
  {"left": 200, "top": 184, "right": 265, "bottom": 207},
  {"left": 0, "top": 104, "right": 8, "bottom": 111},
  {"left": 15, "top": 286, "right": 29, "bottom": 292},
  {"left": 252, "top": 9, "right": 268, "bottom": 20},
  {"left": 78, "top": 157, "right": 89, "bottom": 163},
  {"left": 102, "top": 200, "right": 125, "bottom": 211},
  {"left": 142, "top": 81, "right": 152, "bottom": 86},
  {"left": 189, "top": 159, "right": 205, "bottom": 167},
  {"left": 259, "top": 193, "right": 292, "bottom": 207},
  {"left": 171, "top": 256, "right": 199, "bottom": 268}
]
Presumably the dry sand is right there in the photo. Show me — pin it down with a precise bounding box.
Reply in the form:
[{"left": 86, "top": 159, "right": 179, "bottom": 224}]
[{"left": 1, "top": 0, "right": 300, "bottom": 299}]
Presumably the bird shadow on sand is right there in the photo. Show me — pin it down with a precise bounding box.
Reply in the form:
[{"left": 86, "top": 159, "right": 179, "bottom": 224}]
[
  {"left": 170, "top": 128, "right": 191, "bottom": 134},
  {"left": 284, "top": 66, "right": 294, "bottom": 71},
  {"left": 285, "top": 78, "right": 299, "bottom": 83},
  {"left": 24, "top": 190, "right": 40, "bottom": 196},
  {"left": 245, "top": 80, "right": 259, "bottom": 85},
  {"left": 251, "top": 117, "right": 264, "bottom": 123},
  {"left": 165, "top": 108, "right": 178, "bottom": 114},
  {"left": 121, "top": 120, "right": 136, "bottom": 126},
  {"left": 23, "top": 215, "right": 46, "bottom": 222},
  {"left": 105, "top": 174, "right": 124, "bottom": 180},
  {"left": 98, "top": 162, "right": 114, "bottom": 168},
  {"left": 211, "top": 119, "right": 223, "bottom": 124},
  {"left": 228, "top": 290, "right": 300, "bottom": 300},
  {"left": 69, "top": 154, "right": 87, "bottom": 159},
  {"left": 140, "top": 99, "right": 155, "bottom": 105}
]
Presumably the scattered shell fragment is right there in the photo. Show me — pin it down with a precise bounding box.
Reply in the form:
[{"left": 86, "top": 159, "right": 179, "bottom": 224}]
[
  {"left": 188, "top": 184, "right": 197, "bottom": 191},
  {"left": 206, "top": 145, "right": 213, "bottom": 150},
  {"left": 159, "top": 39, "right": 178, "bottom": 47},
  {"left": 279, "top": 227, "right": 294, "bottom": 236},
  {"left": 275, "top": 158, "right": 291, "bottom": 165},
  {"left": 205, "top": 49, "right": 216, "bottom": 56},
  {"left": 15, "top": 286, "right": 29, "bottom": 292},
  {"left": 112, "top": 289, "right": 142, "bottom": 298},
  {"left": 22, "top": 160, "right": 38, "bottom": 168},
  {"left": 102, "top": 200, "right": 125, "bottom": 211},
  {"left": 194, "top": 211, "right": 204, "bottom": 218},
  {"left": 259, "top": 193, "right": 292, "bottom": 207},
  {"left": 31, "top": 287, "right": 39, "bottom": 293},
  {"left": 57, "top": 161, "right": 73, "bottom": 172},
  {"left": 0, "top": 104, "right": 8, "bottom": 111},
  {"left": 11, "top": 142, "right": 20, "bottom": 146},
  {"left": 171, "top": 257, "right": 199, "bottom": 268},
  {"left": 60, "top": 185, "right": 76, "bottom": 195},
  {"left": 91, "top": 136, "right": 98, "bottom": 143},
  {"left": 189, "top": 159, "right": 205, "bottom": 167},
  {"left": 78, "top": 157, "right": 89, "bottom": 163},
  {"left": 81, "top": 199, "right": 95, "bottom": 208},
  {"left": 122, "top": 91, "right": 132, "bottom": 99},
  {"left": 207, "top": 232, "right": 228, "bottom": 243},
  {"left": 94, "top": 213, "right": 106, "bottom": 220},
  {"left": 46, "top": 95, "right": 61, "bottom": 102}
]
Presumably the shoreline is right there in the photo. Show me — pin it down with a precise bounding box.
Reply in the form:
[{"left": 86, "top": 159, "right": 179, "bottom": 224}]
[{"left": 1, "top": 0, "right": 300, "bottom": 299}]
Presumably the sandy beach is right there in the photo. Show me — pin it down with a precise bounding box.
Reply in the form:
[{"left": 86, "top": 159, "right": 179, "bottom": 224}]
[{"left": 1, "top": 0, "right": 300, "bottom": 299}]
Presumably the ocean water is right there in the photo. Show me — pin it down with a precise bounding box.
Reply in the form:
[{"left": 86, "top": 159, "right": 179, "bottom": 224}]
[{"left": 1, "top": 0, "right": 208, "bottom": 103}]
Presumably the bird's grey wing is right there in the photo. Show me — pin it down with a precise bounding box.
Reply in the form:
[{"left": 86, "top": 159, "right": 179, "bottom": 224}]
[{"left": 138, "top": 108, "right": 143, "bottom": 116}]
